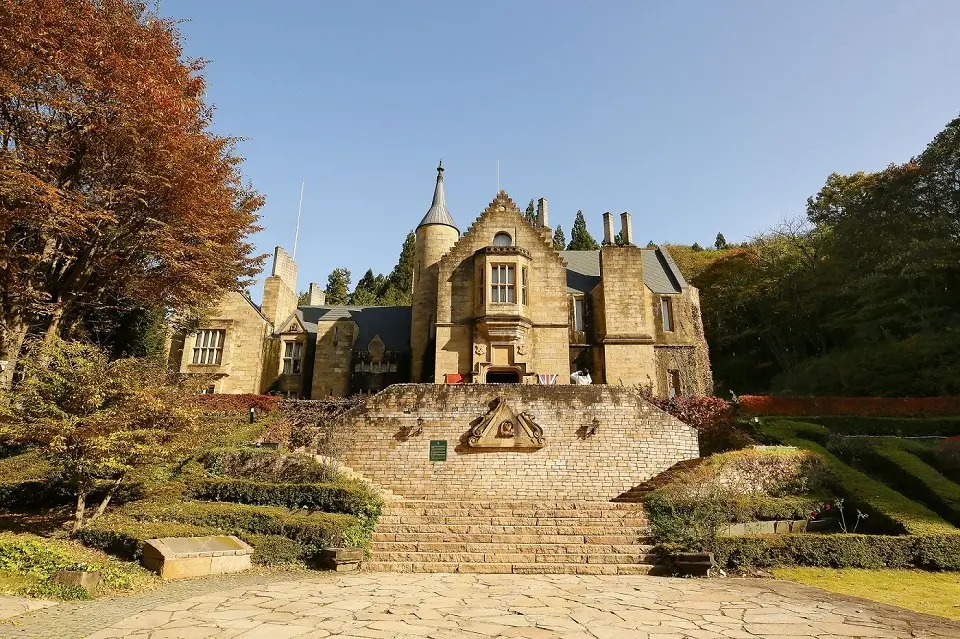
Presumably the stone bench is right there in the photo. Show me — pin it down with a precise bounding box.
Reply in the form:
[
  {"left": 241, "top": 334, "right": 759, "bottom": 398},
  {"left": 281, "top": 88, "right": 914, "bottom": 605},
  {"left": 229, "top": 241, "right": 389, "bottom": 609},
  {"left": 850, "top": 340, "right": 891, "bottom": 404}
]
[{"left": 142, "top": 536, "right": 254, "bottom": 580}]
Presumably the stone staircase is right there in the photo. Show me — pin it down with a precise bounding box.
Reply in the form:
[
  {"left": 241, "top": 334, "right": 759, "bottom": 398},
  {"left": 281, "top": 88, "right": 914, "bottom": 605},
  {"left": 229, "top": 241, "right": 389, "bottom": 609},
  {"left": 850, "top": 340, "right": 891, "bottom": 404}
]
[{"left": 364, "top": 499, "right": 658, "bottom": 574}]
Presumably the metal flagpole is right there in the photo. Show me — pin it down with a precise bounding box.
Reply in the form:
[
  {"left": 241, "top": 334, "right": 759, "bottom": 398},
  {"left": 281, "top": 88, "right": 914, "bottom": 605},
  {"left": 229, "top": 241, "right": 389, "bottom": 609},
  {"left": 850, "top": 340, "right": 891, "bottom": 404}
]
[{"left": 292, "top": 179, "right": 305, "bottom": 260}]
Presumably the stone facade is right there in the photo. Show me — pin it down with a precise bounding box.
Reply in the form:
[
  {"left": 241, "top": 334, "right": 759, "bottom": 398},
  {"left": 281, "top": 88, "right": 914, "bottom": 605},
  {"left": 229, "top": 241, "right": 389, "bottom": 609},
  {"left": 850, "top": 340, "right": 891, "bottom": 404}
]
[
  {"left": 323, "top": 384, "right": 700, "bottom": 501},
  {"left": 168, "top": 165, "right": 711, "bottom": 399}
]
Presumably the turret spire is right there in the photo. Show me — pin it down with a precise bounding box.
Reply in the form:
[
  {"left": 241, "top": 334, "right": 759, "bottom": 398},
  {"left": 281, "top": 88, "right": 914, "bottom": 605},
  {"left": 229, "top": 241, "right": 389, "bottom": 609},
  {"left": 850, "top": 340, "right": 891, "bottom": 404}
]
[{"left": 417, "top": 161, "right": 458, "bottom": 231}]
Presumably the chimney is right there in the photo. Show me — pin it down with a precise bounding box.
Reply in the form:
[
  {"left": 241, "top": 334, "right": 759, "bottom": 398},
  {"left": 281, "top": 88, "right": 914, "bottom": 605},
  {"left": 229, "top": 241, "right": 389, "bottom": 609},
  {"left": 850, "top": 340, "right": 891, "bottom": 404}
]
[
  {"left": 620, "top": 212, "right": 633, "bottom": 246},
  {"left": 308, "top": 282, "right": 326, "bottom": 306},
  {"left": 536, "top": 198, "right": 549, "bottom": 228},
  {"left": 602, "top": 212, "right": 615, "bottom": 245}
]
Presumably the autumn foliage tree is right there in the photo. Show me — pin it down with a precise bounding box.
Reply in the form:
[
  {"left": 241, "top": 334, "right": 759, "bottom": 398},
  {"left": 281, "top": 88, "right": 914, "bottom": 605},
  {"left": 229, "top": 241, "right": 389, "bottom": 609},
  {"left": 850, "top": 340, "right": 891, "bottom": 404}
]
[
  {"left": 0, "top": 0, "right": 264, "bottom": 389},
  {"left": 0, "top": 339, "right": 203, "bottom": 531}
]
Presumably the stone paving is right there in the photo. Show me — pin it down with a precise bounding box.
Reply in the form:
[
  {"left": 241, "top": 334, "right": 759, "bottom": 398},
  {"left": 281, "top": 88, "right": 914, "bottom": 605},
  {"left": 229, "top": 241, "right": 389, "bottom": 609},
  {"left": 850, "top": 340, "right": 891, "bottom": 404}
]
[
  {"left": 3, "top": 572, "right": 960, "bottom": 639},
  {"left": 0, "top": 597, "right": 55, "bottom": 622}
]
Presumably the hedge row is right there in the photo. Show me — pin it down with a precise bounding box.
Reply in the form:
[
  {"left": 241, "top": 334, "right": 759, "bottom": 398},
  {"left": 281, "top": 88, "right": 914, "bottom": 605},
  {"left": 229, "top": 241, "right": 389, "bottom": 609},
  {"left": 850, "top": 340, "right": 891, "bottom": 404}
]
[
  {"left": 804, "top": 416, "right": 960, "bottom": 437},
  {"left": 76, "top": 518, "right": 312, "bottom": 565},
  {"left": 120, "top": 501, "right": 359, "bottom": 549},
  {"left": 739, "top": 395, "right": 960, "bottom": 417},
  {"left": 715, "top": 533, "right": 960, "bottom": 571},
  {"left": 189, "top": 478, "right": 381, "bottom": 518},
  {"left": 198, "top": 448, "right": 338, "bottom": 484},
  {"left": 869, "top": 440, "right": 960, "bottom": 528},
  {"left": 757, "top": 420, "right": 958, "bottom": 536}
]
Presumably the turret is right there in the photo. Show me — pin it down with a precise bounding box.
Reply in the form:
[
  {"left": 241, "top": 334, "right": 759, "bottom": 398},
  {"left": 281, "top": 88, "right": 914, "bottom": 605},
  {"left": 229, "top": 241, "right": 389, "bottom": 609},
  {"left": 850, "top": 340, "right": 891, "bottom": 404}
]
[{"left": 411, "top": 162, "right": 459, "bottom": 381}]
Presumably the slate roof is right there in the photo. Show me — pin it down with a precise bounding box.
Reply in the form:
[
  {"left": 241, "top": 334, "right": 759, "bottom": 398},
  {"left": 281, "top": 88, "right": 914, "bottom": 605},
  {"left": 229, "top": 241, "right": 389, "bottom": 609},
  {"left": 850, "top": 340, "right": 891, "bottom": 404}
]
[
  {"left": 559, "top": 248, "right": 686, "bottom": 295},
  {"left": 417, "top": 162, "right": 458, "bottom": 231},
  {"left": 296, "top": 305, "right": 412, "bottom": 352}
]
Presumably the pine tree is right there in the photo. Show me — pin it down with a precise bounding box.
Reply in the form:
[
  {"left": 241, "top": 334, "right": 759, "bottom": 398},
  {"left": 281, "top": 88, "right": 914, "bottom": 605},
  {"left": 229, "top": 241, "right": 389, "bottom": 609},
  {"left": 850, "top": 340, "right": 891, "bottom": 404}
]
[
  {"left": 691, "top": 242, "right": 704, "bottom": 252},
  {"left": 350, "top": 269, "right": 383, "bottom": 306},
  {"left": 566, "top": 210, "right": 600, "bottom": 250},
  {"left": 380, "top": 231, "right": 416, "bottom": 305},
  {"left": 715, "top": 232, "right": 728, "bottom": 250},
  {"left": 613, "top": 230, "right": 624, "bottom": 246},
  {"left": 524, "top": 199, "right": 537, "bottom": 225},
  {"left": 552, "top": 225, "right": 566, "bottom": 251},
  {"left": 324, "top": 267, "right": 351, "bottom": 305},
  {"left": 297, "top": 290, "right": 310, "bottom": 305}
]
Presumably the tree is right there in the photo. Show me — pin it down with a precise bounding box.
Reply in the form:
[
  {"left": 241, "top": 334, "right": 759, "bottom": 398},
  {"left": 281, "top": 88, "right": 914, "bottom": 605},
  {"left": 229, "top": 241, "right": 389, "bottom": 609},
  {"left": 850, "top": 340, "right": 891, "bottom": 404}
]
[
  {"left": 1, "top": 339, "right": 202, "bottom": 531},
  {"left": 0, "top": 0, "right": 264, "bottom": 390},
  {"left": 613, "top": 230, "right": 624, "bottom": 246},
  {"left": 297, "top": 291, "right": 310, "bottom": 306},
  {"left": 324, "top": 268, "right": 351, "bottom": 305},
  {"left": 552, "top": 226, "right": 566, "bottom": 251},
  {"left": 691, "top": 242, "right": 704, "bottom": 252},
  {"left": 380, "top": 232, "right": 416, "bottom": 305},
  {"left": 715, "top": 233, "right": 728, "bottom": 250},
  {"left": 524, "top": 199, "right": 537, "bottom": 225},
  {"left": 566, "top": 211, "right": 600, "bottom": 250},
  {"left": 350, "top": 269, "right": 385, "bottom": 306}
]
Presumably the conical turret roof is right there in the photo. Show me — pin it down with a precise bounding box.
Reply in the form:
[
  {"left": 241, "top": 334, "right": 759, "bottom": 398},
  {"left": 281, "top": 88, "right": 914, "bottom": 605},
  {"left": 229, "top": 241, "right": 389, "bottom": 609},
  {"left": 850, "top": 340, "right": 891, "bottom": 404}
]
[{"left": 417, "top": 161, "right": 458, "bottom": 231}]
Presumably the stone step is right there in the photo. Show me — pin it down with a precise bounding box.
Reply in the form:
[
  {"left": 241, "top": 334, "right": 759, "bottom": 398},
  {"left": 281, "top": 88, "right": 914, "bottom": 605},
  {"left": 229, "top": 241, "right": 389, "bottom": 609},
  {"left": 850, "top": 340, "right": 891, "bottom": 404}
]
[
  {"left": 367, "top": 551, "right": 659, "bottom": 564},
  {"left": 383, "top": 500, "right": 641, "bottom": 509},
  {"left": 381, "top": 503, "right": 645, "bottom": 515},
  {"left": 372, "top": 532, "right": 653, "bottom": 544},
  {"left": 377, "top": 523, "right": 648, "bottom": 543},
  {"left": 370, "top": 541, "right": 655, "bottom": 554},
  {"left": 362, "top": 561, "right": 656, "bottom": 575},
  {"left": 376, "top": 515, "right": 649, "bottom": 526}
]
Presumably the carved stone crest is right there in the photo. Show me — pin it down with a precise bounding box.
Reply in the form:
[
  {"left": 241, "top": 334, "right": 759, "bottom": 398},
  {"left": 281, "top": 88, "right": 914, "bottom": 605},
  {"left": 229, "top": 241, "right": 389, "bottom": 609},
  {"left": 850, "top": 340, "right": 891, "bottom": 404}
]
[
  {"left": 516, "top": 342, "right": 528, "bottom": 356},
  {"left": 466, "top": 397, "right": 545, "bottom": 449},
  {"left": 474, "top": 342, "right": 487, "bottom": 356}
]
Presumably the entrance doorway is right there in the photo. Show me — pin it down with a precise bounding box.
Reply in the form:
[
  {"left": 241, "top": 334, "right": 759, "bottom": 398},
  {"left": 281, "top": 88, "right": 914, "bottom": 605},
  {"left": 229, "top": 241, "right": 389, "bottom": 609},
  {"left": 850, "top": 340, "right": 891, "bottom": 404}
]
[{"left": 486, "top": 369, "right": 520, "bottom": 384}]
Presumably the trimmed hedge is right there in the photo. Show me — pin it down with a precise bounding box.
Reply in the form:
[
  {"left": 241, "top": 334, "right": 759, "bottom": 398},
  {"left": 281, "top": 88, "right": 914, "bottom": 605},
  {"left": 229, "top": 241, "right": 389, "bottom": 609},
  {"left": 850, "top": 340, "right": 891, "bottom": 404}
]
[
  {"left": 805, "top": 416, "right": 960, "bottom": 437},
  {"left": 757, "top": 419, "right": 958, "bottom": 536},
  {"left": 197, "top": 448, "right": 337, "bottom": 484},
  {"left": 242, "top": 534, "right": 310, "bottom": 565},
  {"left": 189, "top": 478, "right": 381, "bottom": 518},
  {"left": 120, "top": 501, "right": 359, "bottom": 549},
  {"left": 715, "top": 533, "right": 960, "bottom": 571},
  {"left": 869, "top": 440, "right": 960, "bottom": 527},
  {"left": 739, "top": 395, "right": 960, "bottom": 417}
]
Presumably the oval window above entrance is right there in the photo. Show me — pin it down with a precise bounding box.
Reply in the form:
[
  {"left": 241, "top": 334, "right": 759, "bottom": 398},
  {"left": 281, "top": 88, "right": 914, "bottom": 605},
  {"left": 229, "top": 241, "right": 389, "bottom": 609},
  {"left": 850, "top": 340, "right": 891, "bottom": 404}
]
[{"left": 492, "top": 232, "right": 512, "bottom": 246}]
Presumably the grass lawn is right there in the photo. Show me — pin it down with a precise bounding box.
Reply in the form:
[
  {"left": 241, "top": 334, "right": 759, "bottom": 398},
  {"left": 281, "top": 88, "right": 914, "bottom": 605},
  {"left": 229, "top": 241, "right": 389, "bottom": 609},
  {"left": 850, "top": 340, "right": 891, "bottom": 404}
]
[{"left": 774, "top": 567, "right": 960, "bottom": 620}]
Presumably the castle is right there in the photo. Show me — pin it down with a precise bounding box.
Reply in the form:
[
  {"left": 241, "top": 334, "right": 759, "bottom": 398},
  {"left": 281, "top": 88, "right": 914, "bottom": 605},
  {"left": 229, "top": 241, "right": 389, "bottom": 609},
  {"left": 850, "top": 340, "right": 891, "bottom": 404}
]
[{"left": 167, "top": 165, "right": 712, "bottom": 398}]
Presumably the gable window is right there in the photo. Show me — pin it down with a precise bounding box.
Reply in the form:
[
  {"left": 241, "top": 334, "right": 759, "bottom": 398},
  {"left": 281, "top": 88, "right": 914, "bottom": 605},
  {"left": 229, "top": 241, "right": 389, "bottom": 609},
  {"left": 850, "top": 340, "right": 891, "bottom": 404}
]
[
  {"left": 490, "top": 264, "right": 515, "bottom": 303},
  {"left": 282, "top": 341, "right": 303, "bottom": 374},
  {"left": 492, "top": 232, "right": 512, "bottom": 246},
  {"left": 661, "top": 297, "right": 674, "bottom": 332},
  {"left": 573, "top": 298, "right": 585, "bottom": 332},
  {"left": 521, "top": 267, "right": 528, "bottom": 305},
  {"left": 192, "top": 329, "right": 224, "bottom": 365},
  {"left": 669, "top": 370, "right": 682, "bottom": 398}
]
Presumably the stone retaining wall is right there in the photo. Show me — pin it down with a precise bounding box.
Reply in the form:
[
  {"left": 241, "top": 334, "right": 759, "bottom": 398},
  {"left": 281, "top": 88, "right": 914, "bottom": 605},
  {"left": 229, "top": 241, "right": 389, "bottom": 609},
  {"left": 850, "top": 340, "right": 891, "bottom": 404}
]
[{"left": 323, "top": 384, "right": 699, "bottom": 501}]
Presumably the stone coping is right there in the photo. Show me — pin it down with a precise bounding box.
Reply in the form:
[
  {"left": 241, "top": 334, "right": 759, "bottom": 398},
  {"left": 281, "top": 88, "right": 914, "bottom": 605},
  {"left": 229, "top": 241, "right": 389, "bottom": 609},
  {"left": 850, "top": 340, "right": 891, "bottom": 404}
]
[{"left": 143, "top": 535, "right": 253, "bottom": 559}]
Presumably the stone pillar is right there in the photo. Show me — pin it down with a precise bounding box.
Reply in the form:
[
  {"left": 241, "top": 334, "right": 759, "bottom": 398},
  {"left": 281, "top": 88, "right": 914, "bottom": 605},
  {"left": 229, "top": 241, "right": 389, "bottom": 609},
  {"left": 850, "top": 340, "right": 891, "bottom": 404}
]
[
  {"left": 536, "top": 198, "right": 549, "bottom": 228},
  {"left": 620, "top": 212, "right": 633, "bottom": 246},
  {"left": 603, "top": 212, "right": 615, "bottom": 245},
  {"left": 308, "top": 283, "right": 325, "bottom": 306}
]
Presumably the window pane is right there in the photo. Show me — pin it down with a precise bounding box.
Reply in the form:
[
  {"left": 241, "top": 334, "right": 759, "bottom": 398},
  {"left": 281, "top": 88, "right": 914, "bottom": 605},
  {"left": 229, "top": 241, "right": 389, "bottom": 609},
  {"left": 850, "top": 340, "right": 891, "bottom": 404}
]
[
  {"left": 294, "top": 343, "right": 303, "bottom": 358},
  {"left": 283, "top": 359, "right": 292, "bottom": 374},
  {"left": 293, "top": 359, "right": 301, "bottom": 374},
  {"left": 506, "top": 267, "right": 514, "bottom": 284},
  {"left": 507, "top": 287, "right": 515, "bottom": 303},
  {"left": 575, "top": 299, "right": 584, "bottom": 331}
]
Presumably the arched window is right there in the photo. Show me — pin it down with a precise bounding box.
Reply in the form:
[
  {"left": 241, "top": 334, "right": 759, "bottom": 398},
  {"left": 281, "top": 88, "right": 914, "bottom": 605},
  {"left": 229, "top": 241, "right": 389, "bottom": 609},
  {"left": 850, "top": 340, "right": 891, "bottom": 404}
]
[{"left": 492, "top": 232, "right": 512, "bottom": 246}]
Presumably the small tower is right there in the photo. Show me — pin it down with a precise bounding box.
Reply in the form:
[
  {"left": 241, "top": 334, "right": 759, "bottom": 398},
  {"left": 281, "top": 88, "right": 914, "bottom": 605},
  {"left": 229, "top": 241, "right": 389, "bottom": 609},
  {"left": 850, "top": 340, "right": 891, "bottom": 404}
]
[{"left": 411, "top": 162, "right": 459, "bottom": 382}]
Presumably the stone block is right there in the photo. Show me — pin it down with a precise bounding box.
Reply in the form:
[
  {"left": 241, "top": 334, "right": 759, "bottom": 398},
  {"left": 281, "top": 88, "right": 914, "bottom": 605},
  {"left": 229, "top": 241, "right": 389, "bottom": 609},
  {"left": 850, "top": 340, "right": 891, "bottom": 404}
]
[
  {"left": 142, "top": 536, "right": 253, "bottom": 580},
  {"left": 51, "top": 570, "right": 102, "bottom": 593}
]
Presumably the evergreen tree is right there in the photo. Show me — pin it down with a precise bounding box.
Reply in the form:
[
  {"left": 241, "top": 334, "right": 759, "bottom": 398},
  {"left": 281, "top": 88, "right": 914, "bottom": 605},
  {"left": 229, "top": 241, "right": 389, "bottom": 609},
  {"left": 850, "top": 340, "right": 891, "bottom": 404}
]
[
  {"left": 297, "top": 290, "right": 310, "bottom": 306},
  {"left": 566, "top": 210, "right": 600, "bottom": 250},
  {"left": 715, "top": 232, "right": 728, "bottom": 250},
  {"left": 552, "top": 225, "right": 566, "bottom": 251},
  {"left": 350, "top": 269, "right": 383, "bottom": 306},
  {"left": 646, "top": 240, "right": 657, "bottom": 248},
  {"left": 524, "top": 199, "right": 537, "bottom": 225},
  {"left": 324, "top": 267, "right": 351, "bottom": 305},
  {"left": 380, "top": 231, "right": 416, "bottom": 305},
  {"left": 613, "top": 230, "right": 624, "bottom": 246},
  {"left": 691, "top": 242, "right": 704, "bottom": 252}
]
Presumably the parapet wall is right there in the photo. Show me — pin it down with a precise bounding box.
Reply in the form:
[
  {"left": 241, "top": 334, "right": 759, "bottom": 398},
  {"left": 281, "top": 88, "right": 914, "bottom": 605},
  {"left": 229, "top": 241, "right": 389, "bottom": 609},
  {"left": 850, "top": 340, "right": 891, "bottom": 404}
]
[{"left": 324, "top": 384, "right": 699, "bottom": 501}]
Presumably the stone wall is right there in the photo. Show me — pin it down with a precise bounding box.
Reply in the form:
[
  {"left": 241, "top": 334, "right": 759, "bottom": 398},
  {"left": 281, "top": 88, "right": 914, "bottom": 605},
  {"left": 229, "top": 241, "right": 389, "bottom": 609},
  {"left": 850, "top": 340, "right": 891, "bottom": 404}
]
[{"left": 325, "top": 384, "right": 699, "bottom": 501}]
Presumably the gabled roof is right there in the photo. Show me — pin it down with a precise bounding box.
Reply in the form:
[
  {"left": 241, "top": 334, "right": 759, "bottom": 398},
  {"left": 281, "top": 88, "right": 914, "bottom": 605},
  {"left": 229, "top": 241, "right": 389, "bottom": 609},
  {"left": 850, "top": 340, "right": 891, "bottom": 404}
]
[
  {"left": 296, "top": 305, "right": 412, "bottom": 352},
  {"left": 417, "top": 162, "right": 458, "bottom": 231},
  {"left": 559, "top": 248, "right": 686, "bottom": 295}
]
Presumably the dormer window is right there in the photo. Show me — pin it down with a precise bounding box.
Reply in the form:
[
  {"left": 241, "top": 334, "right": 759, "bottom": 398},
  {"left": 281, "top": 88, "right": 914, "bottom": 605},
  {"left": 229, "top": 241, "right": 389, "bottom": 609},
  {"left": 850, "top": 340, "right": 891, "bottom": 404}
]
[{"left": 492, "top": 232, "right": 512, "bottom": 246}]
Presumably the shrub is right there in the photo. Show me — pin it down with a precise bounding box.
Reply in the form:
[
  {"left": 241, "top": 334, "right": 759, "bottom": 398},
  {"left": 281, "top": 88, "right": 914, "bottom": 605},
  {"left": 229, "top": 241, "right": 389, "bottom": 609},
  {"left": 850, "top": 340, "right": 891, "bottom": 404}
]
[
  {"left": 191, "top": 394, "right": 281, "bottom": 415},
  {"left": 278, "top": 397, "right": 366, "bottom": 450},
  {"left": 808, "top": 416, "right": 960, "bottom": 437},
  {"left": 868, "top": 440, "right": 960, "bottom": 527},
  {"left": 76, "top": 517, "right": 219, "bottom": 560},
  {"left": 739, "top": 395, "right": 960, "bottom": 417},
  {"left": 189, "top": 478, "right": 382, "bottom": 518},
  {"left": 934, "top": 436, "right": 960, "bottom": 481},
  {"left": 641, "top": 393, "right": 749, "bottom": 454},
  {"left": 714, "top": 534, "right": 960, "bottom": 571},
  {"left": 696, "top": 448, "right": 828, "bottom": 498},
  {"left": 243, "top": 534, "right": 309, "bottom": 566},
  {"left": 757, "top": 420, "right": 958, "bottom": 536},
  {"left": 198, "top": 448, "right": 339, "bottom": 484}
]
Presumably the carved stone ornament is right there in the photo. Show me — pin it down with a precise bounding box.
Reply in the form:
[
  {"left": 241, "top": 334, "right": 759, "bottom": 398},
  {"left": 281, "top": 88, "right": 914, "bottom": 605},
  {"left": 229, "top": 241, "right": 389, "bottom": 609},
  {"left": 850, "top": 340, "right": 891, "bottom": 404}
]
[
  {"left": 516, "top": 342, "right": 528, "bottom": 356},
  {"left": 474, "top": 342, "right": 487, "bottom": 356},
  {"left": 467, "top": 397, "right": 545, "bottom": 449}
]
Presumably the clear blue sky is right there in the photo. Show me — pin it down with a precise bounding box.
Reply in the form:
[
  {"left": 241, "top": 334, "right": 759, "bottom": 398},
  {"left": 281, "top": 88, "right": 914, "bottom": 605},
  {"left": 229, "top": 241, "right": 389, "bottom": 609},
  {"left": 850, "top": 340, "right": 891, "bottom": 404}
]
[{"left": 160, "top": 0, "right": 960, "bottom": 301}]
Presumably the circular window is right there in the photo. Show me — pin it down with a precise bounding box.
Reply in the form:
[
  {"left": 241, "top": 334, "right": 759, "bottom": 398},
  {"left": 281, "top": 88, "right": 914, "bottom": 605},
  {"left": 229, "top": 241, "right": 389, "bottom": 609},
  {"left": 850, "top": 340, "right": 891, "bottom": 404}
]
[{"left": 492, "top": 232, "right": 512, "bottom": 246}]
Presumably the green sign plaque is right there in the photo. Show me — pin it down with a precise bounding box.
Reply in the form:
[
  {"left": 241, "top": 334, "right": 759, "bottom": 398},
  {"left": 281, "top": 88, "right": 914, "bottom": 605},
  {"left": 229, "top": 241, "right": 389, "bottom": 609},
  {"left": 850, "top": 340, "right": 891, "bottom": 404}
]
[{"left": 429, "top": 440, "right": 447, "bottom": 462}]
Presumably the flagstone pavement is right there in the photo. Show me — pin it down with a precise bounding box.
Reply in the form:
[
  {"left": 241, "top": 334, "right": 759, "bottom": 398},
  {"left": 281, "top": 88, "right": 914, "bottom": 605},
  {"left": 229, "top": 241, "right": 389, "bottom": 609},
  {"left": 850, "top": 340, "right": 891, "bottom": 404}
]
[{"left": 1, "top": 572, "right": 958, "bottom": 639}]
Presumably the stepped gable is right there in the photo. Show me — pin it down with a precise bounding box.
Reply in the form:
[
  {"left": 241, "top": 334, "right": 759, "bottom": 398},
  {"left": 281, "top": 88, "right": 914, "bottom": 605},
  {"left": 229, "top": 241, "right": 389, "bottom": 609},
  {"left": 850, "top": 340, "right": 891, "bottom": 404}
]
[{"left": 313, "top": 384, "right": 700, "bottom": 502}]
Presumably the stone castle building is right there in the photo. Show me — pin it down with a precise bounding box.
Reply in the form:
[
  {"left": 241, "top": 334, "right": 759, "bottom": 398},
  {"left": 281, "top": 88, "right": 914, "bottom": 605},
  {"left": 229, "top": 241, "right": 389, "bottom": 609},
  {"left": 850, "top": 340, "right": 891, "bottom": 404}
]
[{"left": 168, "top": 165, "right": 711, "bottom": 398}]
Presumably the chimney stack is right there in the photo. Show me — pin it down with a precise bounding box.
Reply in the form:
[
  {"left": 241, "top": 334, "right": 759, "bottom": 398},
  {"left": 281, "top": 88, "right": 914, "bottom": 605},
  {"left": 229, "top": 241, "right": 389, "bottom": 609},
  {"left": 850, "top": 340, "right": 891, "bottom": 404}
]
[
  {"left": 602, "top": 212, "right": 615, "bottom": 245},
  {"left": 308, "top": 282, "right": 326, "bottom": 306},
  {"left": 620, "top": 212, "right": 633, "bottom": 246},
  {"left": 536, "top": 198, "right": 549, "bottom": 228}
]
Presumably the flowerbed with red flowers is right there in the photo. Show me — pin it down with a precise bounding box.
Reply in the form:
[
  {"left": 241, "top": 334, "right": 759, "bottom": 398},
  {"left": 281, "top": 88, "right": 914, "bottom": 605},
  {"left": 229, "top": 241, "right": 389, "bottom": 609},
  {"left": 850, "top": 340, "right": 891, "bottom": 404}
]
[{"left": 738, "top": 395, "right": 960, "bottom": 417}]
